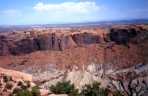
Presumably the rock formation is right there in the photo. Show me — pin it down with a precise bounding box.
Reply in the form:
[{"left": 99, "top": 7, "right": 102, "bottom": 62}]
[
  {"left": 0, "top": 25, "right": 148, "bottom": 70},
  {"left": 0, "top": 24, "right": 148, "bottom": 96},
  {"left": 0, "top": 32, "right": 101, "bottom": 55}
]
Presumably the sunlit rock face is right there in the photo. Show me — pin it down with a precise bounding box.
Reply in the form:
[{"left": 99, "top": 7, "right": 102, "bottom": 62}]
[{"left": 0, "top": 67, "right": 32, "bottom": 81}]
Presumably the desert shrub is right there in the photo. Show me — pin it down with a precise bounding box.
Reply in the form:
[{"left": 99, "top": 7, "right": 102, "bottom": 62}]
[
  {"left": 25, "top": 81, "right": 31, "bottom": 88},
  {"left": 15, "top": 89, "right": 32, "bottom": 96},
  {"left": 80, "top": 82, "right": 108, "bottom": 96},
  {"left": 17, "top": 81, "right": 30, "bottom": 90},
  {"left": 31, "top": 86, "right": 40, "bottom": 96},
  {"left": 3, "top": 75, "right": 12, "bottom": 82},
  {"left": 13, "top": 88, "right": 22, "bottom": 94},
  {"left": 49, "top": 81, "right": 79, "bottom": 96},
  {"left": 5, "top": 82, "right": 13, "bottom": 89},
  {"left": 13, "top": 86, "right": 40, "bottom": 96},
  {"left": 17, "top": 81, "right": 23, "bottom": 86},
  {"left": 20, "top": 84, "right": 27, "bottom": 90}
]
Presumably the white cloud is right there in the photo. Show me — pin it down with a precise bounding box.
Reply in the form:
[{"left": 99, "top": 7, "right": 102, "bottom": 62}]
[
  {"left": 34, "top": 2, "right": 100, "bottom": 13},
  {"left": 0, "top": 9, "right": 22, "bottom": 16},
  {"left": 33, "top": 1, "right": 100, "bottom": 23}
]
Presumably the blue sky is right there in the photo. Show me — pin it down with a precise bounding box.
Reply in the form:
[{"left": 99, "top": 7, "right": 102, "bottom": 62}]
[{"left": 0, "top": 0, "right": 148, "bottom": 25}]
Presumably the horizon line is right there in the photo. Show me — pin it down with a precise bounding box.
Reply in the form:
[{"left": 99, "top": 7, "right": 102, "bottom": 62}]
[{"left": 0, "top": 18, "right": 148, "bottom": 26}]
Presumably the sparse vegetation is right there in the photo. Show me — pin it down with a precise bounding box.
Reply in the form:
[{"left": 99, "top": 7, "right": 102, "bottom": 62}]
[
  {"left": 17, "top": 81, "right": 23, "bottom": 86},
  {"left": 31, "top": 86, "right": 41, "bottom": 96},
  {"left": 13, "top": 86, "right": 40, "bottom": 96},
  {"left": 49, "top": 81, "right": 110, "bottom": 96},
  {"left": 14, "top": 89, "right": 32, "bottom": 96},
  {"left": 5, "top": 82, "right": 13, "bottom": 89},
  {"left": 3, "top": 75, "right": 12, "bottom": 82},
  {"left": 49, "top": 81, "right": 79, "bottom": 96}
]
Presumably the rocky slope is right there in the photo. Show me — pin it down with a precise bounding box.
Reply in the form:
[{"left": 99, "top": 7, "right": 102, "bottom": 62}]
[
  {"left": 0, "top": 67, "right": 35, "bottom": 96},
  {"left": 0, "top": 67, "right": 32, "bottom": 81}
]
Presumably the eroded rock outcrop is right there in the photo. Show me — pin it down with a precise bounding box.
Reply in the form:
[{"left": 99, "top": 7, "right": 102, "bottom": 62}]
[
  {"left": 0, "top": 32, "right": 101, "bottom": 55},
  {"left": 107, "top": 28, "right": 138, "bottom": 46},
  {"left": 9, "top": 38, "right": 37, "bottom": 55},
  {"left": 72, "top": 33, "right": 100, "bottom": 45}
]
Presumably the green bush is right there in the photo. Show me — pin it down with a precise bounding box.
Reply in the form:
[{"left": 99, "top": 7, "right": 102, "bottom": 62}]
[
  {"left": 49, "top": 81, "right": 79, "bottom": 96},
  {"left": 80, "top": 82, "right": 108, "bottom": 96},
  {"left": 31, "top": 86, "right": 40, "bottom": 96},
  {"left": 15, "top": 89, "right": 32, "bottom": 96},
  {"left": 13, "top": 86, "right": 40, "bottom": 96},
  {"left": 13, "top": 88, "right": 21, "bottom": 94}
]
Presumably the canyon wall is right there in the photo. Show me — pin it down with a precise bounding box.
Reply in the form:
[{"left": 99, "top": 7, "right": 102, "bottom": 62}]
[
  {"left": 0, "top": 32, "right": 101, "bottom": 55},
  {"left": 0, "top": 25, "right": 148, "bottom": 71}
]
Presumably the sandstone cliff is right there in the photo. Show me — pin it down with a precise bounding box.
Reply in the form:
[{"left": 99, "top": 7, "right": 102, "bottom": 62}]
[{"left": 0, "top": 25, "right": 148, "bottom": 71}]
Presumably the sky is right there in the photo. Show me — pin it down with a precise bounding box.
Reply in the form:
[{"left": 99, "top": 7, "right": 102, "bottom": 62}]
[{"left": 0, "top": 0, "right": 148, "bottom": 25}]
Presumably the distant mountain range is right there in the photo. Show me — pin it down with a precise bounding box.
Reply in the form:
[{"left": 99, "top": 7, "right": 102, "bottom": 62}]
[
  {"left": 96, "top": 19, "right": 148, "bottom": 24},
  {"left": 0, "top": 19, "right": 148, "bottom": 32}
]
